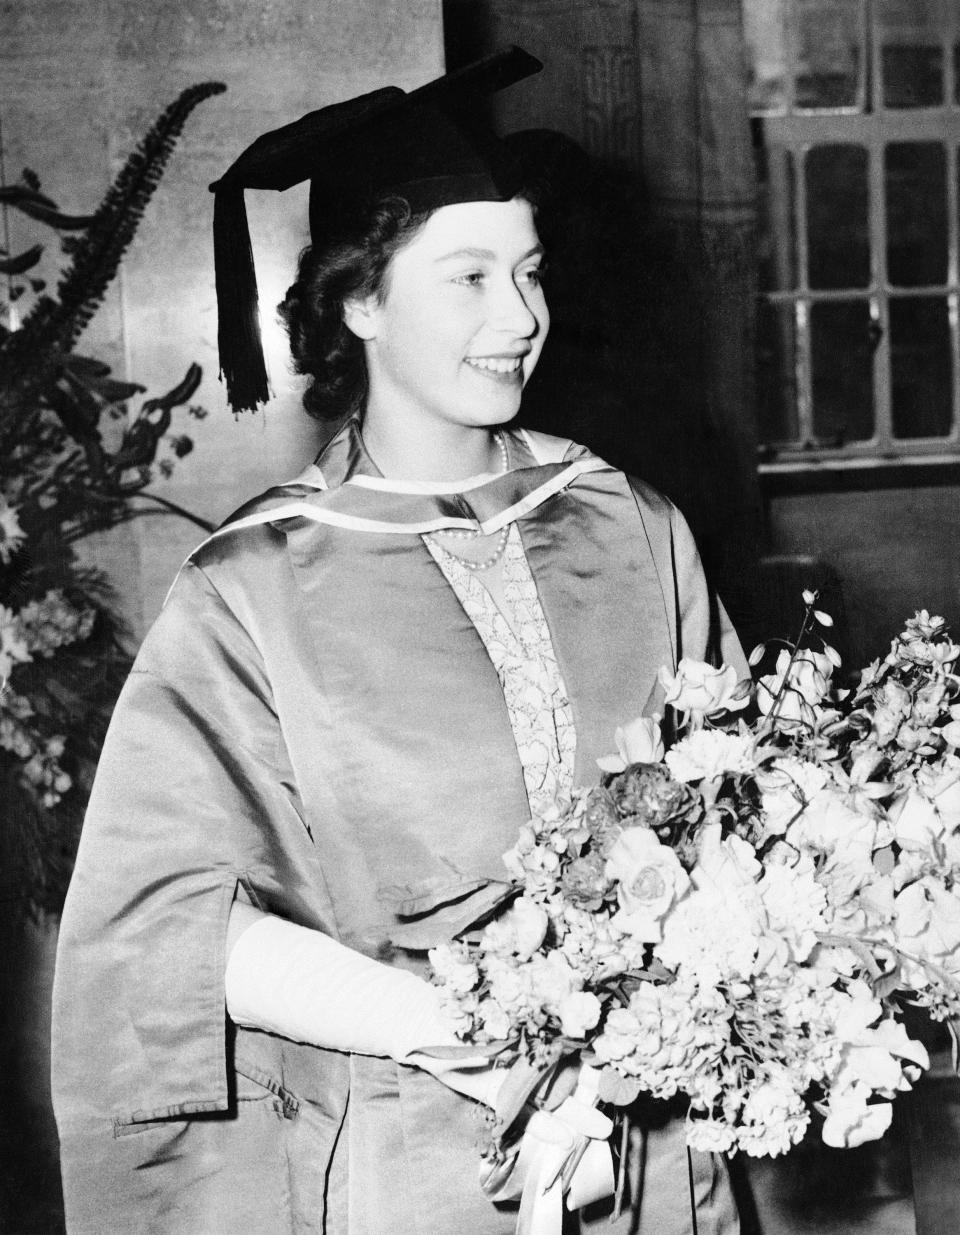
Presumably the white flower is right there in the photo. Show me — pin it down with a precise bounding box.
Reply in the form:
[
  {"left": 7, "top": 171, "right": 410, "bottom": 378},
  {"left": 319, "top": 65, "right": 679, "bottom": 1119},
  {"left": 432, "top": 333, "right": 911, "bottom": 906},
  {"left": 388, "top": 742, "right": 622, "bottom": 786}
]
[
  {"left": 597, "top": 715, "right": 664, "bottom": 773},
  {"left": 429, "top": 944, "right": 480, "bottom": 994},
  {"left": 655, "top": 886, "right": 762, "bottom": 984},
  {"left": 756, "top": 758, "right": 828, "bottom": 840},
  {"left": 665, "top": 728, "right": 755, "bottom": 784},
  {"left": 822, "top": 1085, "right": 893, "bottom": 1148},
  {"left": 687, "top": 1115, "right": 738, "bottom": 1155},
  {"left": 529, "top": 951, "right": 582, "bottom": 1015},
  {"left": 480, "top": 1002, "right": 513, "bottom": 1041},
  {"left": 738, "top": 1075, "right": 810, "bottom": 1157},
  {"left": 757, "top": 648, "right": 834, "bottom": 727},
  {"left": 894, "top": 877, "right": 960, "bottom": 976},
  {"left": 605, "top": 828, "right": 690, "bottom": 942},
  {"left": 890, "top": 788, "right": 945, "bottom": 851},
  {"left": 0, "top": 499, "right": 25, "bottom": 565},
  {"left": 788, "top": 786, "right": 877, "bottom": 862},
  {"left": 758, "top": 860, "right": 827, "bottom": 963},
  {"left": 557, "top": 991, "right": 602, "bottom": 1039},
  {"left": 481, "top": 897, "right": 548, "bottom": 961},
  {"left": 657, "top": 659, "right": 749, "bottom": 718}
]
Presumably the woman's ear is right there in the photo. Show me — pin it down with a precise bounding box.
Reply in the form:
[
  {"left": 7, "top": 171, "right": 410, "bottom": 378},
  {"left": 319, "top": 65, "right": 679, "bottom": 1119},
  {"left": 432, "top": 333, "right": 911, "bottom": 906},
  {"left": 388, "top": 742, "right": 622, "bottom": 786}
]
[{"left": 342, "top": 294, "right": 379, "bottom": 341}]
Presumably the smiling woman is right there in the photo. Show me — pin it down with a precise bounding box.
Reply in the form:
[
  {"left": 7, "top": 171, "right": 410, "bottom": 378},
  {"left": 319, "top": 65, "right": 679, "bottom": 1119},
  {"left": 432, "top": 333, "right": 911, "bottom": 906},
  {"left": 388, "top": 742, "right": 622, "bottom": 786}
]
[
  {"left": 51, "top": 48, "right": 746, "bottom": 1235},
  {"left": 338, "top": 198, "right": 547, "bottom": 477}
]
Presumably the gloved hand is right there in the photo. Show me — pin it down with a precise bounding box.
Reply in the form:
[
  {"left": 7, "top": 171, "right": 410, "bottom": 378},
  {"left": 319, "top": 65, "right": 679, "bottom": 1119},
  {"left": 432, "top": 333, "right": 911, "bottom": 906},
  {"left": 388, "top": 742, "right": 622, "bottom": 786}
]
[{"left": 225, "top": 907, "right": 503, "bottom": 1105}]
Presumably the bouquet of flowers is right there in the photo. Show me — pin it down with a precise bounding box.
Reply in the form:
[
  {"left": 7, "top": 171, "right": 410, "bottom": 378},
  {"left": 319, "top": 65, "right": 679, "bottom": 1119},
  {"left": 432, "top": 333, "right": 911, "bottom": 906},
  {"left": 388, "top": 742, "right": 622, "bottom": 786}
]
[{"left": 429, "top": 595, "right": 960, "bottom": 1163}]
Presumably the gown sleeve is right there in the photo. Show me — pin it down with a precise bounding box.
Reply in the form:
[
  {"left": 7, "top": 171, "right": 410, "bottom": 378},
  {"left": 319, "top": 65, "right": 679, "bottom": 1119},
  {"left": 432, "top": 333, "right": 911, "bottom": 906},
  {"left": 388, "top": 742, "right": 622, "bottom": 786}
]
[
  {"left": 51, "top": 558, "right": 316, "bottom": 1132},
  {"left": 668, "top": 498, "right": 749, "bottom": 677}
]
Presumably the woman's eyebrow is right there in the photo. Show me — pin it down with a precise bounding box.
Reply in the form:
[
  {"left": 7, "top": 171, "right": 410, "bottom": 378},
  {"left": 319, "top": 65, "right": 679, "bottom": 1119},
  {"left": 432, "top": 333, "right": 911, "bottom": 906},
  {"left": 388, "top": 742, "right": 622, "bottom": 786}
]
[{"left": 434, "top": 243, "right": 545, "bottom": 264}]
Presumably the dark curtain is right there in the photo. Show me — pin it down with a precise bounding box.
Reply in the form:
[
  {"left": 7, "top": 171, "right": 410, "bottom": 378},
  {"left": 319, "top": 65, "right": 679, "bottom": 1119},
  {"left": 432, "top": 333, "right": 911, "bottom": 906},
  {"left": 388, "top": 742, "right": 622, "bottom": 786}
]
[{"left": 445, "top": 0, "right": 762, "bottom": 637}]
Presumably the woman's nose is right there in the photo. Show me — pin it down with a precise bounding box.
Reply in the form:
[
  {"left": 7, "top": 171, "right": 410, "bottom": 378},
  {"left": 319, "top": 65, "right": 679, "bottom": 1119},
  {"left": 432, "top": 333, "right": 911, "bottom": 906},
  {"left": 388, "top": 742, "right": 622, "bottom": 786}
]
[{"left": 490, "top": 276, "right": 540, "bottom": 337}]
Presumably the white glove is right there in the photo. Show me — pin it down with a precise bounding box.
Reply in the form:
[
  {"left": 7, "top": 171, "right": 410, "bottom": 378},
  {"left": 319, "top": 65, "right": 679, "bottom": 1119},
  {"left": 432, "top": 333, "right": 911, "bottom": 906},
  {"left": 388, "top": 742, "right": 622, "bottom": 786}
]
[{"left": 225, "top": 910, "right": 502, "bottom": 1105}]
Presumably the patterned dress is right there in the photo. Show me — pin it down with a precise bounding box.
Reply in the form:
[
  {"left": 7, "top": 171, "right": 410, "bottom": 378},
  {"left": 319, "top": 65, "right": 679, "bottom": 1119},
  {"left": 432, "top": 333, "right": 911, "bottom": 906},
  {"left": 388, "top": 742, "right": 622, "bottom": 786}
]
[{"left": 424, "top": 523, "right": 576, "bottom": 817}]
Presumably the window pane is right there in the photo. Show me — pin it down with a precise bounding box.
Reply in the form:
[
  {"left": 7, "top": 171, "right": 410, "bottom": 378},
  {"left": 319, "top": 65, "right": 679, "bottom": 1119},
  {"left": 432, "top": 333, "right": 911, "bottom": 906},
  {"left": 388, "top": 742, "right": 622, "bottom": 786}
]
[
  {"left": 885, "top": 142, "right": 947, "bottom": 286},
  {"left": 889, "top": 296, "right": 953, "bottom": 437},
  {"left": 806, "top": 145, "right": 870, "bottom": 289},
  {"left": 757, "top": 301, "right": 799, "bottom": 441},
  {"left": 743, "top": 0, "right": 790, "bottom": 112},
  {"left": 755, "top": 138, "right": 797, "bottom": 291},
  {"left": 878, "top": 0, "right": 945, "bottom": 108},
  {"left": 810, "top": 301, "right": 875, "bottom": 442},
  {"left": 796, "top": 0, "right": 864, "bottom": 110}
]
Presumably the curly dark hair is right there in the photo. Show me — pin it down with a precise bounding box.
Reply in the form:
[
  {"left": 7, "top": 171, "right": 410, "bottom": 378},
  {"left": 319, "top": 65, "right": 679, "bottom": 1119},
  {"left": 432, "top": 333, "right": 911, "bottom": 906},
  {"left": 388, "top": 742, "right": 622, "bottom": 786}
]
[{"left": 277, "top": 197, "right": 430, "bottom": 424}]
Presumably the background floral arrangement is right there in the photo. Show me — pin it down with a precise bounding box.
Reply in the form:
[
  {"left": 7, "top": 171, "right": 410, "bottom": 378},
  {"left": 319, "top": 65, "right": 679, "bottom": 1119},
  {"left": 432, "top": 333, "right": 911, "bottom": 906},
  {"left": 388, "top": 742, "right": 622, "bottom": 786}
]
[
  {"left": 0, "top": 84, "right": 223, "bottom": 914},
  {"left": 429, "top": 596, "right": 960, "bottom": 1167}
]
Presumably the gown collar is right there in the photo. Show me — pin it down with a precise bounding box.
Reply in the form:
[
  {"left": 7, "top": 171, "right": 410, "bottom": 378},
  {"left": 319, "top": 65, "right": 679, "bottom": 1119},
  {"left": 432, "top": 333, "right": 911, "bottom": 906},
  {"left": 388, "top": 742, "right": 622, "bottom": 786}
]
[{"left": 205, "top": 416, "right": 612, "bottom": 544}]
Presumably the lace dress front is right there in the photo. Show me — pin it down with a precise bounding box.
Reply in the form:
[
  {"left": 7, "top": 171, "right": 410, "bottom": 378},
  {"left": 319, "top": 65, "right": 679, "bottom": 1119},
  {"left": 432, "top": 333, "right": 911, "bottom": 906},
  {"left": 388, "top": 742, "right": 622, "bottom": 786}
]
[{"left": 424, "top": 523, "right": 576, "bottom": 816}]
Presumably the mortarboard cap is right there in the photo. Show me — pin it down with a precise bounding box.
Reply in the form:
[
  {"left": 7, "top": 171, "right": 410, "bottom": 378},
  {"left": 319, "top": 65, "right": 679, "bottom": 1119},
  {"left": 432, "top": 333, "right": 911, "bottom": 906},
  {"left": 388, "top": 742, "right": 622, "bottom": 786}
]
[{"left": 210, "top": 46, "right": 543, "bottom": 412}]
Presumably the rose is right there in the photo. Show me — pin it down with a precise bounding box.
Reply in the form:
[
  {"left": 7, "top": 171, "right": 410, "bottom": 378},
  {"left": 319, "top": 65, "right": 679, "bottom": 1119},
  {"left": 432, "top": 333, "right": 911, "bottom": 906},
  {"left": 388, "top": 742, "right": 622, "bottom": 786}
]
[
  {"left": 560, "top": 852, "right": 612, "bottom": 909},
  {"left": 607, "top": 763, "right": 694, "bottom": 831},
  {"left": 606, "top": 828, "right": 689, "bottom": 941},
  {"left": 657, "top": 659, "right": 748, "bottom": 718},
  {"left": 597, "top": 715, "right": 665, "bottom": 773}
]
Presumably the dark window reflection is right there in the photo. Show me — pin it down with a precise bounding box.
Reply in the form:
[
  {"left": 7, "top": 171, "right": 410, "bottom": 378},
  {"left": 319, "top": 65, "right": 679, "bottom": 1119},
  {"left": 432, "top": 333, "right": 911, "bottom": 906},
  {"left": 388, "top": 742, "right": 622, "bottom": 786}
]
[
  {"left": 882, "top": 44, "right": 943, "bottom": 108},
  {"left": 889, "top": 296, "right": 952, "bottom": 437},
  {"left": 757, "top": 301, "right": 799, "bottom": 442},
  {"left": 885, "top": 142, "right": 947, "bottom": 286},
  {"left": 806, "top": 145, "right": 870, "bottom": 289},
  {"left": 811, "top": 301, "right": 875, "bottom": 442}
]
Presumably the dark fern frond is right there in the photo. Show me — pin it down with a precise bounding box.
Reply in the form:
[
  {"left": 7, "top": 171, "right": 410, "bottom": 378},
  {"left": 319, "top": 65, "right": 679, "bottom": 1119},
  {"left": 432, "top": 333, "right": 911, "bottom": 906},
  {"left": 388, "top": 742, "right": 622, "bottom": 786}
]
[{"left": 15, "top": 82, "right": 226, "bottom": 361}]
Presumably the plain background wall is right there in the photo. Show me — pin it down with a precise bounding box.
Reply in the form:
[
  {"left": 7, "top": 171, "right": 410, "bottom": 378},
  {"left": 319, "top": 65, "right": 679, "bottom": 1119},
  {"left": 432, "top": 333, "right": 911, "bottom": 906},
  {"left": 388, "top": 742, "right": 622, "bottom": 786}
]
[{"left": 1, "top": 0, "right": 445, "bottom": 636}]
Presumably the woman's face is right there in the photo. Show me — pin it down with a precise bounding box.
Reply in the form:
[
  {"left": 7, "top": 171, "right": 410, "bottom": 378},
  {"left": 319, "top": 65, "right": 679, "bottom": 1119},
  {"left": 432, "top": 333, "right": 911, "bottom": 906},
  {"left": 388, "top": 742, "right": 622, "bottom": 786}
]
[{"left": 347, "top": 197, "right": 549, "bottom": 435}]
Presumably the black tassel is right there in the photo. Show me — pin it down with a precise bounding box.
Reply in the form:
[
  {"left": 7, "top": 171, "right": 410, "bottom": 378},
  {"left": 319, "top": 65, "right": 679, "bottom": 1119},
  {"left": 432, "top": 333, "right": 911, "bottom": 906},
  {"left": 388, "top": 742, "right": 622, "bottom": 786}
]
[{"left": 213, "top": 186, "right": 270, "bottom": 412}]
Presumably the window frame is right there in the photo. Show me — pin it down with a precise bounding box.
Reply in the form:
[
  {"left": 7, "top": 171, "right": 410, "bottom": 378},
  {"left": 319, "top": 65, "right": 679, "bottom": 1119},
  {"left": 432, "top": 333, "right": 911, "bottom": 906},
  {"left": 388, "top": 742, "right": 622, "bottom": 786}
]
[{"left": 750, "top": 1, "right": 960, "bottom": 471}]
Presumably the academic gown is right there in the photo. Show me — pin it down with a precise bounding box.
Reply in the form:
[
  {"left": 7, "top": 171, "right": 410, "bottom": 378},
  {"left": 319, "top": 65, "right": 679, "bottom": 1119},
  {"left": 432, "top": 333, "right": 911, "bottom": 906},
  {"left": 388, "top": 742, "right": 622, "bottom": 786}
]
[{"left": 51, "top": 420, "right": 745, "bottom": 1234}]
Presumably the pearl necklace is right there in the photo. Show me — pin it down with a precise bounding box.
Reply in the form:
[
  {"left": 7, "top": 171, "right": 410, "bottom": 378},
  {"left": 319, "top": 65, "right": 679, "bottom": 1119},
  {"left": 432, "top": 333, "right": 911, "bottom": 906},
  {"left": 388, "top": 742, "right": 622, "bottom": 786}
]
[{"left": 425, "top": 432, "right": 510, "bottom": 571}]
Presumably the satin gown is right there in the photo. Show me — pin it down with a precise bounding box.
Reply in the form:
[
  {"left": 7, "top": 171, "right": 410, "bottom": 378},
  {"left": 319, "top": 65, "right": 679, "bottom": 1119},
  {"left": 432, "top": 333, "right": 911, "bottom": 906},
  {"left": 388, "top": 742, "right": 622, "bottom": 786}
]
[{"left": 52, "top": 418, "right": 744, "bottom": 1233}]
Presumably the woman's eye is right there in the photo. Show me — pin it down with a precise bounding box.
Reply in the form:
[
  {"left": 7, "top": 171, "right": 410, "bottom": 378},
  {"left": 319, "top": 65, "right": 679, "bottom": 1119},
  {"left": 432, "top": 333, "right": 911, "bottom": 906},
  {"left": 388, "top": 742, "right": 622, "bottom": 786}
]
[
  {"left": 519, "top": 266, "right": 544, "bottom": 287},
  {"left": 452, "top": 271, "right": 484, "bottom": 287}
]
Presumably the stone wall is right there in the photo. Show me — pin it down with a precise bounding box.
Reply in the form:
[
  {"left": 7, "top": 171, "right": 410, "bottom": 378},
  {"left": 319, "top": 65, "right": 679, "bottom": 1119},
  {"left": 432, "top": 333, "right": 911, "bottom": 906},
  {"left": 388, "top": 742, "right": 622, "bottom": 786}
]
[{"left": 2, "top": 0, "right": 444, "bottom": 632}]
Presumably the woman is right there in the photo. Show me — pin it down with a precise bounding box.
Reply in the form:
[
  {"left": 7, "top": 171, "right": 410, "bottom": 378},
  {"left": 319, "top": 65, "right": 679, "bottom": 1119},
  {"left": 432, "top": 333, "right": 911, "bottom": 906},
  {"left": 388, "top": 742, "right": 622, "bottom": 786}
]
[{"left": 52, "top": 49, "right": 744, "bottom": 1234}]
